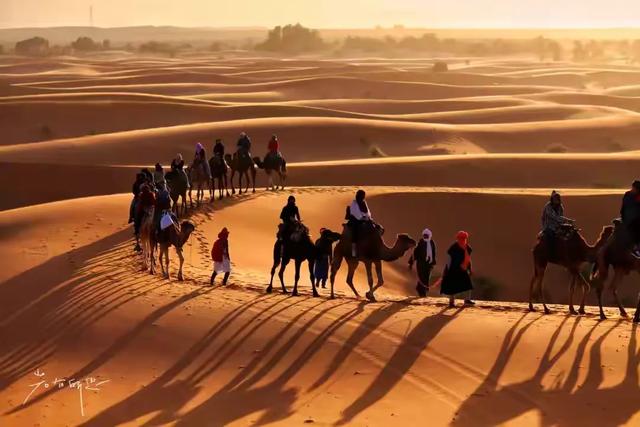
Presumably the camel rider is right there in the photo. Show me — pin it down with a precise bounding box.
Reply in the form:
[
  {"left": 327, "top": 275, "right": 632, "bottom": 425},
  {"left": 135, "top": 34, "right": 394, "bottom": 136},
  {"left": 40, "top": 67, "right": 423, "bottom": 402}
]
[
  {"left": 237, "top": 132, "right": 253, "bottom": 160},
  {"left": 141, "top": 168, "right": 154, "bottom": 188},
  {"left": 347, "top": 189, "right": 373, "bottom": 256},
  {"left": 267, "top": 134, "right": 280, "bottom": 160},
  {"left": 134, "top": 183, "right": 157, "bottom": 245},
  {"left": 620, "top": 180, "right": 640, "bottom": 254},
  {"left": 154, "top": 182, "right": 172, "bottom": 233},
  {"left": 279, "top": 195, "right": 301, "bottom": 241},
  {"left": 153, "top": 163, "right": 166, "bottom": 189},
  {"left": 171, "top": 153, "right": 190, "bottom": 188},
  {"left": 129, "top": 172, "right": 146, "bottom": 224},
  {"left": 213, "top": 139, "right": 225, "bottom": 159},
  {"left": 541, "top": 190, "right": 575, "bottom": 258}
]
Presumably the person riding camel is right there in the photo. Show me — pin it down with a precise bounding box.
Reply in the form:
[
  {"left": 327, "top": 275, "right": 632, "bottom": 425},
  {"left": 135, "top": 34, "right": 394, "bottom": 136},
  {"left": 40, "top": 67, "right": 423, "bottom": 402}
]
[
  {"left": 541, "top": 190, "right": 575, "bottom": 260},
  {"left": 237, "top": 132, "right": 254, "bottom": 165},
  {"left": 153, "top": 163, "right": 166, "bottom": 189},
  {"left": 347, "top": 189, "right": 374, "bottom": 257},
  {"left": 140, "top": 168, "right": 154, "bottom": 189},
  {"left": 129, "top": 172, "right": 147, "bottom": 224},
  {"left": 154, "top": 182, "right": 172, "bottom": 233},
  {"left": 133, "top": 183, "right": 156, "bottom": 251},
  {"left": 279, "top": 195, "right": 301, "bottom": 242},
  {"left": 170, "top": 153, "right": 190, "bottom": 187},
  {"left": 620, "top": 180, "right": 640, "bottom": 256},
  {"left": 193, "top": 143, "right": 212, "bottom": 180},
  {"left": 213, "top": 138, "right": 225, "bottom": 159},
  {"left": 266, "top": 134, "right": 280, "bottom": 162}
]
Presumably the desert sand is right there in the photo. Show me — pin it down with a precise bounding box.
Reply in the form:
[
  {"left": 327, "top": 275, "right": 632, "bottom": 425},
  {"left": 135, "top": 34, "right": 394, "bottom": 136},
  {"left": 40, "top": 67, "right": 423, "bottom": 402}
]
[{"left": 1, "top": 54, "right": 640, "bottom": 426}]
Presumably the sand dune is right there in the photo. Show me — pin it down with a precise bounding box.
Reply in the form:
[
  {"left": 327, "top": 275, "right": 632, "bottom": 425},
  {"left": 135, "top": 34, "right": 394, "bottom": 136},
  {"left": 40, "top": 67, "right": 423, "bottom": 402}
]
[
  {"left": 2, "top": 191, "right": 639, "bottom": 426},
  {"left": 3, "top": 54, "right": 640, "bottom": 426}
]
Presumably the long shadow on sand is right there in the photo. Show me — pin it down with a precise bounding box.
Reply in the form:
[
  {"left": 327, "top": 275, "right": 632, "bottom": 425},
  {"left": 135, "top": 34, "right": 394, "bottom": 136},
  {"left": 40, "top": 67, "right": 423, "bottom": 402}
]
[{"left": 452, "top": 315, "right": 640, "bottom": 426}]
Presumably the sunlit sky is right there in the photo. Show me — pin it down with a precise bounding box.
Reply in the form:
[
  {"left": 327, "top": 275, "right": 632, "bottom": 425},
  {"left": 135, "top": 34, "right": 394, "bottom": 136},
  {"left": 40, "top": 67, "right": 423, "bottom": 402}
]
[{"left": 1, "top": 0, "right": 639, "bottom": 29}]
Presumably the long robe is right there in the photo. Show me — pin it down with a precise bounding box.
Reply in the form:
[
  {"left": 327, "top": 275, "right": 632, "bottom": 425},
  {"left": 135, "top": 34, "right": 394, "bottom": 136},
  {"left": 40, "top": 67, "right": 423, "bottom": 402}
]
[{"left": 440, "top": 243, "right": 473, "bottom": 296}]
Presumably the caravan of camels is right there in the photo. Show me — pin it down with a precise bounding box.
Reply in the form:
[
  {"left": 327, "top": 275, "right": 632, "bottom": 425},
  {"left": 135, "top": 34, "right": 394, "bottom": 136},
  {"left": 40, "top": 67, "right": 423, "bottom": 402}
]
[{"left": 132, "top": 132, "right": 640, "bottom": 324}]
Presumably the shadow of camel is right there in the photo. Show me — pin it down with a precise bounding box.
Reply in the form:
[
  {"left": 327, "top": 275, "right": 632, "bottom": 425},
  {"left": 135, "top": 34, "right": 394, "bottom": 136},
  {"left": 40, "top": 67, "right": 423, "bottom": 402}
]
[{"left": 452, "top": 314, "right": 638, "bottom": 426}]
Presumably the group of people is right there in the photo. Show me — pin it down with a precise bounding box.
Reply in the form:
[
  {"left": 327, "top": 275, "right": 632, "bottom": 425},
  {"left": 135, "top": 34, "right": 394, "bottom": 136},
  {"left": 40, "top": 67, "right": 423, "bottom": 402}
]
[
  {"left": 128, "top": 132, "right": 285, "bottom": 251},
  {"left": 276, "top": 190, "right": 476, "bottom": 307},
  {"left": 541, "top": 181, "right": 640, "bottom": 257}
]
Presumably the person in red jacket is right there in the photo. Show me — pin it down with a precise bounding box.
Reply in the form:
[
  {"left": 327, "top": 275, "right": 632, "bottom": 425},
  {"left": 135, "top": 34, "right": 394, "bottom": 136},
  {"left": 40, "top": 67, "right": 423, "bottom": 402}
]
[
  {"left": 267, "top": 134, "right": 279, "bottom": 155},
  {"left": 210, "top": 227, "right": 231, "bottom": 286}
]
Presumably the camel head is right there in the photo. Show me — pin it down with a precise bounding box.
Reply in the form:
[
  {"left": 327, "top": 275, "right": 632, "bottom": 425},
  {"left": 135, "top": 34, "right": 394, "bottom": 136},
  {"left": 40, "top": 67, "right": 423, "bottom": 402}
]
[
  {"left": 320, "top": 229, "right": 342, "bottom": 243},
  {"left": 396, "top": 233, "right": 417, "bottom": 251},
  {"left": 597, "top": 225, "right": 614, "bottom": 247},
  {"left": 179, "top": 221, "right": 196, "bottom": 245}
]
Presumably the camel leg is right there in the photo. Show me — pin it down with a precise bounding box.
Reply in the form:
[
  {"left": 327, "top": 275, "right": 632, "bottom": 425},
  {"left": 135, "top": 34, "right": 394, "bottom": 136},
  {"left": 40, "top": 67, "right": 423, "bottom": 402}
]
[
  {"left": 537, "top": 266, "right": 550, "bottom": 314},
  {"left": 345, "top": 258, "right": 360, "bottom": 298},
  {"left": 364, "top": 261, "right": 376, "bottom": 302},
  {"left": 292, "top": 259, "right": 302, "bottom": 296},
  {"left": 330, "top": 252, "right": 343, "bottom": 299},
  {"left": 609, "top": 269, "right": 628, "bottom": 318},
  {"left": 266, "top": 172, "right": 272, "bottom": 191},
  {"left": 577, "top": 273, "right": 590, "bottom": 315},
  {"left": 634, "top": 283, "right": 640, "bottom": 323},
  {"left": 149, "top": 241, "right": 156, "bottom": 275},
  {"left": 278, "top": 257, "right": 289, "bottom": 294},
  {"left": 372, "top": 260, "right": 385, "bottom": 292},
  {"left": 595, "top": 276, "right": 606, "bottom": 320},
  {"left": 230, "top": 170, "right": 236, "bottom": 194},
  {"left": 568, "top": 274, "right": 578, "bottom": 315},
  {"left": 159, "top": 245, "right": 167, "bottom": 277},
  {"left": 161, "top": 244, "right": 170, "bottom": 279},
  {"left": 251, "top": 167, "right": 256, "bottom": 193},
  {"left": 176, "top": 248, "right": 185, "bottom": 281},
  {"left": 309, "top": 259, "right": 319, "bottom": 297}
]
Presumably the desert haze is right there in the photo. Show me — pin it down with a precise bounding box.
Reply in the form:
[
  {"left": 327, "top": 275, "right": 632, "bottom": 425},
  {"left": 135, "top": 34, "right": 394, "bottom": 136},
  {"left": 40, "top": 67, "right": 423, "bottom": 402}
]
[{"left": 2, "top": 20, "right": 640, "bottom": 427}]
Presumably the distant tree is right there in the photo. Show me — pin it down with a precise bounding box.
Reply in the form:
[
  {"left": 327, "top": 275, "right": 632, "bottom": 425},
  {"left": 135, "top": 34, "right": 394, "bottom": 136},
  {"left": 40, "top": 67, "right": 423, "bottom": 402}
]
[
  {"left": 631, "top": 40, "right": 640, "bottom": 63},
  {"left": 432, "top": 61, "right": 448, "bottom": 72},
  {"left": 15, "top": 36, "right": 49, "bottom": 56},
  {"left": 572, "top": 41, "right": 587, "bottom": 62},
  {"left": 139, "top": 41, "right": 176, "bottom": 55},
  {"left": 71, "top": 36, "right": 99, "bottom": 51},
  {"left": 256, "top": 23, "right": 325, "bottom": 53},
  {"left": 102, "top": 39, "right": 111, "bottom": 50}
]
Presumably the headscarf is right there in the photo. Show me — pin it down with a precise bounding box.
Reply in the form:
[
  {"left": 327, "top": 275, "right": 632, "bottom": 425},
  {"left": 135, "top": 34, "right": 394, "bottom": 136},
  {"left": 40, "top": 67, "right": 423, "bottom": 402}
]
[
  {"left": 218, "top": 227, "right": 229, "bottom": 240},
  {"left": 423, "top": 228, "right": 433, "bottom": 262},
  {"left": 456, "top": 231, "right": 471, "bottom": 270},
  {"left": 355, "top": 189, "right": 368, "bottom": 214},
  {"left": 176, "top": 153, "right": 183, "bottom": 161},
  {"left": 196, "top": 142, "right": 204, "bottom": 154}
]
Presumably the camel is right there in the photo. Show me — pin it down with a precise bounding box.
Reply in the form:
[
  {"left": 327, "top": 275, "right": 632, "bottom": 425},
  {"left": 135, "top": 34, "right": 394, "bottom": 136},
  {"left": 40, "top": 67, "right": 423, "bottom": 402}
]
[
  {"left": 528, "top": 224, "right": 613, "bottom": 315},
  {"left": 266, "top": 226, "right": 341, "bottom": 297},
  {"left": 165, "top": 169, "right": 189, "bottom": 217},
  {"left": 591, "top": 220, "right": 640, "bottom": 322},
  {"left": 208, "top": 154, "right": 230, "bottom": 200},
  {"left": 254, "top": 154, "right": 286, "bottom": 191},
  {"left": 330, "top": 224, "right": 416, "bottom": 301},
  {"left": 156, "top": 220, "right": 196, "bottom": 281},
  {"left": 225, "top": 152, "right": 256, "bottom": 194},
  {"left": 187, "top": 162, "right": 210, "bottom": 206}
]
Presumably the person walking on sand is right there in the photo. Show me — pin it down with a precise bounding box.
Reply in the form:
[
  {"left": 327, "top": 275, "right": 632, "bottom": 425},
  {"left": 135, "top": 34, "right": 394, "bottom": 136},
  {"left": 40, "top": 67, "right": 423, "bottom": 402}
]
[
  {"left": 314, "top": 228, "right": 333, "bottom": 288},
  {"left": 440, "top": 230, "right": 475, "bottom": 308},
  {"left": 210, "top": 227, "right": 231, "bottom": 286},
  {"left": 409, "top": 228, "right": 437, "bottom": 297}
]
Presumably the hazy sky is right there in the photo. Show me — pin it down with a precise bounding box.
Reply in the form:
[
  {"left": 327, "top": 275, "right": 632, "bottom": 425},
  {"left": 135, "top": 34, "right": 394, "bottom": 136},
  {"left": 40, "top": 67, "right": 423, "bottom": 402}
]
[{"left": 1, "top": 0, "right": 639, "bottom": 29}]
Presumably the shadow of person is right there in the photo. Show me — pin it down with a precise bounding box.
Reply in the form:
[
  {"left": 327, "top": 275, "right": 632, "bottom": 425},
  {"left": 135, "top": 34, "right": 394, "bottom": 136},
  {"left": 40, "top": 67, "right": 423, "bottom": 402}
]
[
  {"left": 452, "top": 314, "right": 636, "bottom": 427},
  {"left": 336, "top": 306, "right": 460, "bottom": 425}
]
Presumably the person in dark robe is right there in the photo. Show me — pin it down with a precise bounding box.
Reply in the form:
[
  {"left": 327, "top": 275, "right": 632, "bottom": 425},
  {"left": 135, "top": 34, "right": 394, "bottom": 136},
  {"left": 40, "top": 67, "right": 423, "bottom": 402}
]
[
  {"left": 213, "top": 139, "right": 225, "bottom": 158},
  {"left": 620, "top": 180, "right": 640, "bottom": 255},
  {"left": 440, "top": 230, "right": 475, "bottom": 308},
  {"left": 409, "top": 228, "right": 437, "bottom": 297},
  {"left": 278, "top": 195, "right": 301, "bottom": 241},
  {"left": 314, "top": 228, "right": 333, "bottom": 288}
]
